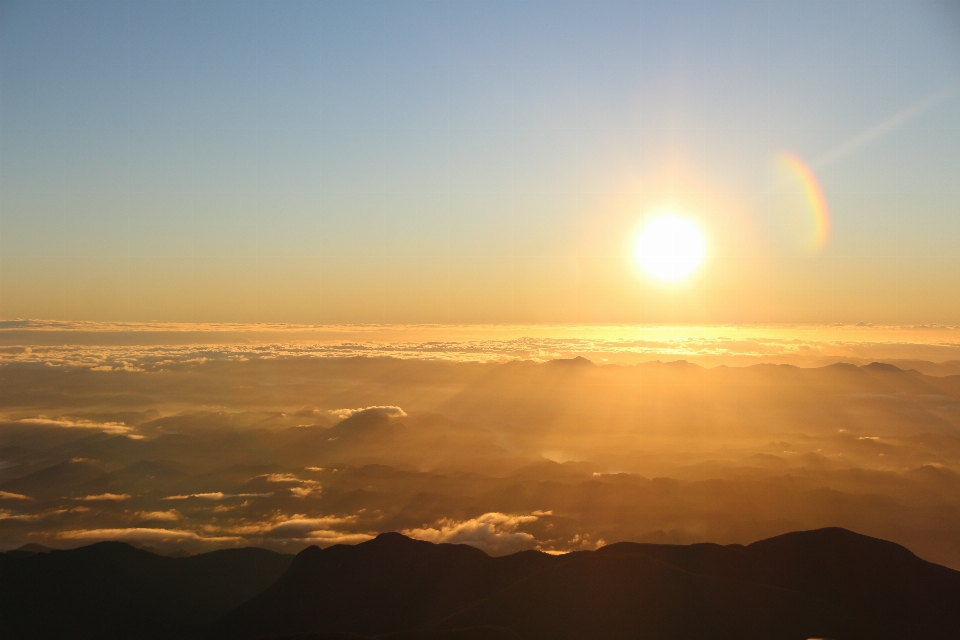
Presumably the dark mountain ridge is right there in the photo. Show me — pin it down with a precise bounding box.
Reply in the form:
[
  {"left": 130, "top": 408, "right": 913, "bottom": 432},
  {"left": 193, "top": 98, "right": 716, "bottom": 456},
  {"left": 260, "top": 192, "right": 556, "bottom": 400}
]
[
  {"left": 2, "top": 527, "right": 958, "bottom": 639},
  {"left": 215, "top": 527, "right": 960, "bottom": 640},
  {"left": 0, "top": 541, "right": 293, "bottom": 639}
]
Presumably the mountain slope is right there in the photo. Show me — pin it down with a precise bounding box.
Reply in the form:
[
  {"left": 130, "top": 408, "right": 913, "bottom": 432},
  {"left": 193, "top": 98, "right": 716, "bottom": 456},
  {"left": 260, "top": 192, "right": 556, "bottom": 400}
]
[
  {"left": 2, "top": 528, "right": 957, "bottom": 640},
  {"left": 0, "top": 541, "right": 293, "bottom": 640},
  {"left": 214, "top": 533, "right": 555, "bottom": 639},
  {"left": 214, "top": 528, "right": 960, "bottom": 640}
]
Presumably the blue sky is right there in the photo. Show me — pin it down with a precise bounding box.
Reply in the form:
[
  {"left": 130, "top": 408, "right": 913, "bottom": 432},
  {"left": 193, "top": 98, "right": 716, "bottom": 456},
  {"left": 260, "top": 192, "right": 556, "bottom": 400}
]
[{"left": 1, "top": 1, "right": 958, "bottom": 322}]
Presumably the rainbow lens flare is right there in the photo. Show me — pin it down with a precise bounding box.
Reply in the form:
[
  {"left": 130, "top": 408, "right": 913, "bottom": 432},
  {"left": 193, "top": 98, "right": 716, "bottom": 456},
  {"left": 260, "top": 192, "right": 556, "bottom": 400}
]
[{"left": 778, "top": 152, "right": 831, "bottom": 252}]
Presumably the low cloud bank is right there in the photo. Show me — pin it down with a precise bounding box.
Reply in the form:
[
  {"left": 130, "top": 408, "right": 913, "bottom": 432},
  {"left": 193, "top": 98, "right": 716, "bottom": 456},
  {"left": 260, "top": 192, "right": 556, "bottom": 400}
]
[
  {"left": 228, "top": 515, "right": 358, "bottom": 539},
  {"left": 57, "top": 527, "right": 238, "bottom": 544},
  {"left": 4, "top": 323, "right": 960, "bottom": 370},
  {"left": 78, "top": 493, "right": 129, "bottom": 501},
  {"left": 0, "top": 509, "right": 40, "bottom": 521},
  {"left": 137, "top": 510, "right": 180, "bottom": 521},
  {"left": 403, "top": 512, "right": 540, "bottom": 555},
  {"left": 13, "top": 416, "right": 132, "bottom": 435},
  {"left": 164, "top": 492, "right": 273, "bottom": 501},
  {"left": 52, "top": 514, "right": 371, "bottom": 549},
  {"left": 255, "top": 474, "right": 321, "bottom": 498}
]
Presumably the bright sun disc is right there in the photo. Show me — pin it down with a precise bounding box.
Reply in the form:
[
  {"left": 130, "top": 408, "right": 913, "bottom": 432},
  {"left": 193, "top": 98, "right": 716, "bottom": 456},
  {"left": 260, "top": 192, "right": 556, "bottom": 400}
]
[{"left": 634, "top": 215, "right": 706, "bottom": 282}]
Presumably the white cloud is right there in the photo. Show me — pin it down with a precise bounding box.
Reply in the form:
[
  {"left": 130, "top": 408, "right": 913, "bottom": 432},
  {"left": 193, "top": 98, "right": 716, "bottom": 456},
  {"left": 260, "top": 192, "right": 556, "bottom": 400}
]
[
  {"left": 330, "top": 406, "right": 407, "bottom": 420},
  {"left": 403, "top": 512, "right": 540, "bottom": 555},
  {"left": 78, "top": 493, "right": 130, "bottom": 501},
  {"left": 0, "top": 491, "right": 30, "bottom": 500}
]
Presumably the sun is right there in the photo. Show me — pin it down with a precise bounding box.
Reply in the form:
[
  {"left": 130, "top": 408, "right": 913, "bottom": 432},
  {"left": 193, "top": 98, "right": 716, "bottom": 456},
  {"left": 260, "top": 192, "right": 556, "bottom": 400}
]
[{"left": 634, "top": 214, "right": 706, "bottom": 282}]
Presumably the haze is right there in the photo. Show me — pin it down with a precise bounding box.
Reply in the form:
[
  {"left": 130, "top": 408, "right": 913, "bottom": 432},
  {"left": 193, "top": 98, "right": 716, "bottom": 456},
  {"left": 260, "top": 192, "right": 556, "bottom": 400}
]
[
  {"left": 2, "top": 0, "right": 960, "bottom": 600},
  {"left": 1, "top": 324, "right": 959, "bottom": 570}
]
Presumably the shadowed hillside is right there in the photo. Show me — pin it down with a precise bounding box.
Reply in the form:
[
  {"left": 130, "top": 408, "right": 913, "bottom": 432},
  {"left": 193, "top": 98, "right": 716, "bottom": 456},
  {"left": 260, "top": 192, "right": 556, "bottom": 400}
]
[
  {"left": 214, "top": 527, "right": 960, "bottom": 640},
  {"left": 2, "top": 520, "right": 959, "bottom": 638},
  {"left": 0, "top": 542, "right": 293, "bottom": 639}
]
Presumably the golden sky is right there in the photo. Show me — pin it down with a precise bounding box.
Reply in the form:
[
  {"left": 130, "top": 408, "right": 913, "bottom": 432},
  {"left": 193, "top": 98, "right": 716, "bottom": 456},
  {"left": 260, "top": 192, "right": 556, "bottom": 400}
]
[{"left": 2, "top": 1, "right": 958, "bottom": 323}]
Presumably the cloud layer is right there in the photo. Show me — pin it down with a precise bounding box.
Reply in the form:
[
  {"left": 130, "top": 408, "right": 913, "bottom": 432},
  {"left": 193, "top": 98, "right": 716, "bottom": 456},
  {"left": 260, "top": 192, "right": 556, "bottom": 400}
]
[
  {"left": 1, "top": 353, "right": 958, "bottom": 569},
  {"left": 2, "top": 322, "right": 960, "bottom": 370}
]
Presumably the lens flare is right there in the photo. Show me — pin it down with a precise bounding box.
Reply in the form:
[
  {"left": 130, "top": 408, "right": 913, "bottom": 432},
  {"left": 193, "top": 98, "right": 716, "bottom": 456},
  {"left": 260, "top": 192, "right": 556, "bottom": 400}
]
[
  {"left": 778, "top": 152, "right": 831, "bottom": 252},
  {"left": 634, "top": 215, "right": 706, "bottom": 282}
]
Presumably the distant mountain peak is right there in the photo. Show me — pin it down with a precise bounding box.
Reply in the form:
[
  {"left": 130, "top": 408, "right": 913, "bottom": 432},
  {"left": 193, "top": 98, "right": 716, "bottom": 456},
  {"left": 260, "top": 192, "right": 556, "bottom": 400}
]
[
  {"left": 5, "top": 543, "right": 54, "bottom": 557},
  {"left": 546, "top": 356, "right": 594, "bottom": 366},
  {"left": 864, "top": 361, "right": 904, "bottom": 373}
]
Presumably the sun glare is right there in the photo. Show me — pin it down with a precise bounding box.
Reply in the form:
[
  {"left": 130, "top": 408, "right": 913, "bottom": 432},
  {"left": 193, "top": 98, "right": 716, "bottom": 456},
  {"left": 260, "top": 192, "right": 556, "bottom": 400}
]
[{"left": 634, "top": 214, "right": 706, "bottom": 282}]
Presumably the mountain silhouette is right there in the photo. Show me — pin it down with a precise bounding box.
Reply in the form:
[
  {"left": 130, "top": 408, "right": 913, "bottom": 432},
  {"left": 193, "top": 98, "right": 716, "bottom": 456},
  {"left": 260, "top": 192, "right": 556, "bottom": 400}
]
[
  {"left": 0, "top": 458, "right": 106, "bottom": 499},
  {"left": 0, "top": 541, "right": 293, "bottom": 639},
  {"left": 5, "top": 542, "right": 54, "bottom": 557},
  {"left": 214, "top": 527, "right": 960, "bottom": 640},
  {"left": 2, "top": 528, "right": 958, "bottom": 640}
]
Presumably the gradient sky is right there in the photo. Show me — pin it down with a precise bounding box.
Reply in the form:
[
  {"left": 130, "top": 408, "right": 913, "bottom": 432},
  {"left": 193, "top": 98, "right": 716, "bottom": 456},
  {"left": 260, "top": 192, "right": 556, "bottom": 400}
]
[{"left": 1, "top": 0, "right": 958, "bottom": 323}]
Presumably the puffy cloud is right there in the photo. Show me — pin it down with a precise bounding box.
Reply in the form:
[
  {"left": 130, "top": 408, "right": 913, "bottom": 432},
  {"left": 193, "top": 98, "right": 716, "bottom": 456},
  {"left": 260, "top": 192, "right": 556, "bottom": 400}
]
[
  {"left": 565, "top": 533, "right": 606, "bottom": 551},
  {"left": 330, "top": 406, "right": 407, "bottom": 420},
  {"left": 57, "top": 527, "right": 238, "bottom": 543},
  {"left": 289, "top": 486, "right": 319, "bottom": 498},
  {"left": 78, "top": 493, "right": 130, "bottom": 501},
  {"left": 403, "top": 512, "right": 540, "bottom": 555},
  {"left": 137, "top": 510, "right": 180, "bottom": 521},
  {"left": 0, "top": 491, "right": 30, "bottom": 500}
]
